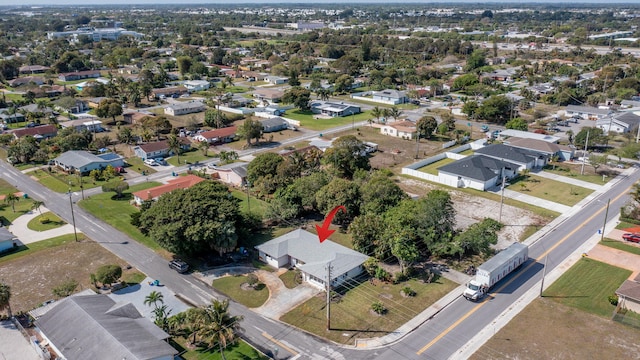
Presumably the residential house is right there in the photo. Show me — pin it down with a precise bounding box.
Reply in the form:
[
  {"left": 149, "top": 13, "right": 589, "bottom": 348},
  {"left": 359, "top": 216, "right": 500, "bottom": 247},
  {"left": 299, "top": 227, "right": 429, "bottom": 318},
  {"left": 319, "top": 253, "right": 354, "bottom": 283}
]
[
  {"left": 150, "top": 86, "right": 188, "bottom": 100},
  {"left": 182, "top": 80, "right": 210, "bottom": 92},
  {"left": 122, "top": 110, "right": 155, "bottom": 125},
  {"left": 35, "top": 294, "right": 177, "bottom": 360},
  {"left": 437, "top": 155, "right": 518, "bottom": 191},
  {"left": 54, "top": 150, "right": 125, "bottom": 174},
  {"left": 371, "top": 89, "right": 409, "bottom": 105},
  {"left": 133, "top": 138, "right": 191, "bottom": 161},
  {"left": 211, "top": 162, "right": 248, "bottom": 187},
  {"left": 260, "top": 117, "right": 289, "bottom": 133},
  {"left": 380, "top": 120, "right": 417, "bottom": 139},
  {"left": 311, "top": 101, "right": 361, "bottom": 117},
  {"left": 131, "top": 175, "right": 204, "bottom": 205},
  {"left": 19, "top": 65, "right": 50, "bottom": 74},
  {"left": 255, "top": 229, "right": 369, "bottom": 290},
  {"left": 483, "top": 68, "right": 517, "bottom": 82},
  {"left": 596, "top": 112, "right": 640, "bottom": 134},
  {"left": 265, "top": 76, "right": 289, "bottom": 85},
  {"left": 475, "top": 143, "right": 549, "bottom": 171},
  {"left": 59, "top": 118, "right": 105, "bottom": 133},
  {"left": 504, "top": 137, "right": 574, "bottom": 162},
  {"left": 164, "top": 101, "right": 205, "bottom": 116},
  {"left": 12, "top": 124, "right": 58, "bottom": 140},
  {"left": 0, "top": 111, "right": 26, "bottom": 124},
  {"left": 253, "top": 88, "right": 284, "bottom": 104},
  {"left": 616, "top": 273, "right": 640, "bottom": 314},
  {"left": 8, "top": 76, "right": 44, "bottom": 87},
  {"left": 87, "top": 97, "right": 107, "bottom": 109},
  {"left": 0, "top": 227, "right": 17, "bottom": 253},
  {"left": 192, "top": 126, "right": 237, "bottom": 144},
  {"left": 564, "top": 105, "right": 612, "bottom": 121},
  {"left": 58, "top": 70, "right": 101, "bottom": 82},
  {"left": 19, "top": 103, "right": 56, "bottom": 118},
  {"left": 497, "top": 129, "right": 561, "bottom": 143},
  {"left": 56, "top": 99, "right": 89, "bottom": 114}
]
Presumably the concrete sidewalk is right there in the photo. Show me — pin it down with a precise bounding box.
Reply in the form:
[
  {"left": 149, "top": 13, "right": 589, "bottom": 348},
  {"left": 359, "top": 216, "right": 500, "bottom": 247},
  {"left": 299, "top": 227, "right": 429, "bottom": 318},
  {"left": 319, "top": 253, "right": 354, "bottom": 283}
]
[
  {"left": 535, "top": 170, "right": 603, "bottom": 191},
  {"left": 8, "top": 207, "right": 76, "bottom": 244},
  {"left": 253, "top": 269, "right": 320, "bottom": 319}
]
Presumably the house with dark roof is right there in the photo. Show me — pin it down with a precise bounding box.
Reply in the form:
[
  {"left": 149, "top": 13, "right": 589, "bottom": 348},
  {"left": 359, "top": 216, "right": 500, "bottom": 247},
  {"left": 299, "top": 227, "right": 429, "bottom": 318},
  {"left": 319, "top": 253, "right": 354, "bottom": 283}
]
[
  {"left": 310, "top": 101, "right": 361, "bottom": 117},
  {"left": 256, "top": 229, "right": 368, "bottom": 290},
  {"left": 192, "top": 126, "right": 237, "bottom": 144},
  {"left": 19, "top": 65, "right": 50, "bottom": 74},
  {"left": 35, "top": 294, "right": 177, "bottom": 360},
  {"left": 504, "top": 137, "right": 574, "bottom": 161},
  {"left": 437, "top": 155, "right": 517, "bottom": 191},
  {"left": 260, "top": 117, "right": 289, "bottom": 133},
  {"left": 133, "top": 138, "right": 191, "bottom": 160},
  {"left": 596, "top": 112, "right": 640, "bottom": 134},
  {"left": 132, "top": 175, "right": 205, "bottom": 205},
  {"left": 8, "top": 76, "right": 45, "bottom": 87},
  {"left": 475, "top": 143, "right": 549, "bottom": 171},
  {"left": 54, "top": 150, "right": 124, "bottom": 174},
  {"left": 564, "top": 105, "right": 612, "bottom": 121},
  {"left": 11, "top": 124, "right": 58, "bottom": 140},
  {"left": 616, "top": 273, "right": 640, "bottom": 314},
  {"left": 150, "top": 86, "right": 188, "bottom": 100},
  {"left": 57, "top": 70, "right": 101, "bottom": 82},
  {"left": 211, "top": 162, "right": 248, "bottom": 187},
  {"left": 0, "top": 111, "right": 26, "bottom": 124}
]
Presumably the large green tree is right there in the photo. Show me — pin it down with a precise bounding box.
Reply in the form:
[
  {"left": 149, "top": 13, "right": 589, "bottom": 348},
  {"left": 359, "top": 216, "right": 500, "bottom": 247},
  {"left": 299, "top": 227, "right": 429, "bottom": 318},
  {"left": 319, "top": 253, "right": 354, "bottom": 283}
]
[
  {"left": 139, "top": 181, "right": 242, "bottom": 256},
  {"left": 322, "top": 135, "right": 370, "bottom": 179},
  {"left": 237, "top": 118, "right": 263, "bottom": 146},
  {"left": 416, "top": 115, "right": 438, "bottom": 139},
  {"left": 282, "top": 87, "right": 311, "bottom": 110},
  {"left": 316, "top": 178, "right": 361, "bottom": 225},
  {"left": 360, "top": 172, "right": 408, "bottom": 215}
]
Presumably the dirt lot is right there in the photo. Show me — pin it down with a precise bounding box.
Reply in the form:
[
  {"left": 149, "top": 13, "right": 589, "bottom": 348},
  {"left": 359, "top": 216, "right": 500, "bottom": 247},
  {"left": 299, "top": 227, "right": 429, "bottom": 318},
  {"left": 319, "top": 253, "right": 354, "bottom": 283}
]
[
  {"left": 397, "top": 177, "right": 547, "bottom": 248},
  {"left": 0, "top": 240, "right": 137, "bottom": 314},
  {"left": 470, "top": 298, "right": 640, "bottom": 360}
]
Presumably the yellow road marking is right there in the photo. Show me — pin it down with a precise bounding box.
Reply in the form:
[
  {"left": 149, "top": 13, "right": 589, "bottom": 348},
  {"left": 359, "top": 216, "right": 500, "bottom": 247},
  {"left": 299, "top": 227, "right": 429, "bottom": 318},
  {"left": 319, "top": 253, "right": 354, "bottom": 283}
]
[
  {"left": 262, "top": 331, "right": 299, "bottom": 356},
  {"left": 417, "top": 189, "right": 629, "bottom": 356}
]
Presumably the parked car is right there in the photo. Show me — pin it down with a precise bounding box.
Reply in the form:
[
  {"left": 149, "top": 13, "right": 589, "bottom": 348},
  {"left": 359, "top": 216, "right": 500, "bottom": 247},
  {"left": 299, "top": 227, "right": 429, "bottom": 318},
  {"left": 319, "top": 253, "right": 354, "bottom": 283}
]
[
  {"left": 622, "top": 233, "right": 640, "bottom": 243},
  {"left": 481, "top": 125, "right": 489, "bottom": 132},
  {"left": 144, "top": 159, "right": 158, "bottom": 166},
  {"left": 169, "top": 259, "right": 189, "bottom": 273}
]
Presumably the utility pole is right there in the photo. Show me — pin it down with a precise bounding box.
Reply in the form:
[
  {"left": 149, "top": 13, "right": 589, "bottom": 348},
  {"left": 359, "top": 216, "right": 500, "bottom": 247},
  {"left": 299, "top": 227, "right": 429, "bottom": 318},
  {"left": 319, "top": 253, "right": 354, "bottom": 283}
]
[
  {"left": 68, "top": 189, "right": 79, "bottom": 242},
  {"left": 415, "top": 133, "right": 420, "bottom": 159},
  {"left": 326, "top": 263, "right": 332, "bottom": 331},
  {"left": 601, "top": 199, "right": 611, "bottom": 242},
  {"left": 499, "top": 167, "right": 506, "bottom": 222},
  {"left": 580, "top": 130, "right": 589, "bottom": 175},
  {"left": 540, "top": 254, "right": 548, "bottom": 297}
]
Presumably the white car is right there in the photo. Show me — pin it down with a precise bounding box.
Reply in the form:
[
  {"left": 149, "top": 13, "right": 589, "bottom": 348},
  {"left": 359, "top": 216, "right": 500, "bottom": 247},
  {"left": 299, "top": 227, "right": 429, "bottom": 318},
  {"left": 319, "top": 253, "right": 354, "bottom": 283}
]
[{"left": 144, "top": 159, "right": 158, "bottom": 166}]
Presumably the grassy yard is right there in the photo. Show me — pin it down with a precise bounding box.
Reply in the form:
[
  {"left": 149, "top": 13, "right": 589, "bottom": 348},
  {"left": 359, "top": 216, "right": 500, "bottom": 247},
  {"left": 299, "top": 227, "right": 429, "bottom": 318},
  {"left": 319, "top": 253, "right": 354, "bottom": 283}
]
[
  {"left": 0, "top": 233, "right": 84, "bottom": 264},
  {"left": 284, "top": 109, "right": 373, "bottom": 131},
  {"left": 126, "top": 157, "right": 157, "bottom": 174},
  {"left": 0, "top": 180, "right": 35, "bottom": 225},
  {"left": 167, "top": 151, "right": 211, "bottom": 166},
  {"left": 172, "top": 338, "right": 268, "bottom": 360},
  {"left": 78, "top": 182, "right": 162, "bottom": 251},
  {"left": 543, "top": 258, "right": 631, "bottom": 317},
  {"left": 543, "top": 164, "right": 617, "bottom": 185},
  {"left": 279, "top": 269, "right": 301, "bottom": 289},
  {"left": 600, "top": 238, "right": 640, "bottom": 256},
  {"left": 281, "top": 276, "right": 456, "bottom": 344},
  {"left": 507, "top": 175, "right": 593, "bottom": 207},
  {"left": 616, "top": 220, "right": 638, "bottom": 230},
  {"left": 231, "top": 190, "right": 268, "bottom": 218},
  {"left": 417, "top": 157, "right": 456, "bottom": 175},
  {"left": 27, "top": 212, "right": 66, "bottom": 231},
  {"left": 211, "top": 275, "right": 269, "bottom": 308},
  {"left": 30, "top": 167, "right": 118, "bottom": 193}
]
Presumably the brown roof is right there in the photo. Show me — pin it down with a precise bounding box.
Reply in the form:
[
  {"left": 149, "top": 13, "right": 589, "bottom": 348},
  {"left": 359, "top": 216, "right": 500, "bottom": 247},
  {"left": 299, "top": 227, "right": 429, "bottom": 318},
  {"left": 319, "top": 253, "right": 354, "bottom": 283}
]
[
  {"left": 389, "top": 121, "right": 417, "bottom": 132},
  {"left": 198, "top": 126, "right": 237, "bottom": 140},
  {"left": 12, "top": 124, "right": 58, "bottom": 138},
  {"left": 132, "top": 175, "right": 205, "bottom": 201},
  {"left": 151, "top": 86, "right": 188, "bottom": 95},
  {"left": 253, "top": 88, "right": 284, "bottom": 99},
  {"left": 506, "top": 137, "right": 561, "bottom": 154},
  {"left": 616, "top": 280, "right": 640, "bottom": 302},
  {"left": 59, "top": 70, "right": 100, "bottom": 77}
]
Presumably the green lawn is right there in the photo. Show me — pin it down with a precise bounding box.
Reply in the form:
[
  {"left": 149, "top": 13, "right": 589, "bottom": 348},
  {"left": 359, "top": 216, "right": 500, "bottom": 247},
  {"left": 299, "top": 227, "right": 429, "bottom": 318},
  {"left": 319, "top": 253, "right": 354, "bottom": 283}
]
[
  {"left": 126, "top": 157, "right": 157, "bottom": 174},
  {"left": 507, "top": 175, "right": 593, "bottom": 207},
  {"left": 543, "top": 165, "right": 612, "bottom": 185},
  {"left": 30, "top": 168, "right": 117, "bottom": 193},
  {"left": 281, "top": 276, "right": 456, "bottom": 344},
  {"left": 211, "top": 275, "right": 269, "bottom": 308},
  {"left": 600, "top": 238, "right": 640, "bottom": 256},
  {"left": 173, "top": 338, "right": 268, "bottom": 360},
  {"left": 231, "top": 190, "right": 268, "bottom": 217},
  {"left": 27, "top": 212, "right": 66, "bottom": 231},
  {"left": 0, "top": 233, "right": 84, "bottom": 263},
  {"left": 0, "top": 183, "right": 35, "bottom": 226},
  {"left": 78, "top": 182, "right": 162, "bottom": 251},
  {"left": 616, "top": 220, "right": 638, "bottom": 230},
  {"left": 543, "top": 258, "right": 631, "bottom": 317},
  {"left": 279, "top": 269, "right": 301, "bottom": 289},
  {"left": 284, "top": 109, "right": 373, "bottom": 131},
  {"left": 167, "top": 151, "right": 210, "bottom": 166},
  {"left": 417, "top": 157, "right": 456, "bottom": 175}
]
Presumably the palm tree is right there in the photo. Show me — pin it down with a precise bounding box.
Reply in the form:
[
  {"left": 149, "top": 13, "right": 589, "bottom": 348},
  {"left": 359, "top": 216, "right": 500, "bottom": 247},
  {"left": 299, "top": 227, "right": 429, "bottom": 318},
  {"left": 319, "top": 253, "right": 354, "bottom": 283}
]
[
  {"left": 4, "top": 193, "right": 19, "bottom": 213},
  {"left": 371, "top": 106, "right": 382, "bottom": 124},
  {"left": 31, "top": 200, "right": 44, "bottom": 216},
  {"left": 388, "top": 106, "right": 403, "bottom": 122},
  {"left": 167, "top": 134, "right": 182, "bottom": 165},
  {"left": 0, "top": 282, "right": 12, "bottom": 318},
  {"left": 144, "top": 290, "right": 164, "bottom": 309},
  {"left": 194, "top": 299, "right": 243, "bottom": 360}
]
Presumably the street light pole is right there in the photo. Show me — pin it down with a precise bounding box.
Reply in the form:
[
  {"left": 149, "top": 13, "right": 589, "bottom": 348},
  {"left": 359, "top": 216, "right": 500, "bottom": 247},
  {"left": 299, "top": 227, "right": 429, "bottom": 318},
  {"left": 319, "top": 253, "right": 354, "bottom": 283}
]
[
  {"left": 540, "top": 254, "right": 548, "bottom": 297},
  {"left": 68, "top": 189, "right": 79, "bottom": 242},
  {"left": 601, "top": 198, "right": 611, "bottom": 242},
  {"left": 499, "top": 167, "right": 506, "bottom": 223}
]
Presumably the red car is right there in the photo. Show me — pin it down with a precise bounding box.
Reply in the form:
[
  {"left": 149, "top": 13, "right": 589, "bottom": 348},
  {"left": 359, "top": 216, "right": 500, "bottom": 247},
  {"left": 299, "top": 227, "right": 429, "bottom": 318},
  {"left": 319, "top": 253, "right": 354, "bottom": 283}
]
[{"left": 622, "top": 233, "right": 640, "bottom": 243}]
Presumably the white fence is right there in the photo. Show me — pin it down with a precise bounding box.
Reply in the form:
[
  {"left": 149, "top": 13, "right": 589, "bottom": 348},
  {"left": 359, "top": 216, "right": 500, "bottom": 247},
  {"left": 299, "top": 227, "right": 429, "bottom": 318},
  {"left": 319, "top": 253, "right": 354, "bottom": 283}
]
[{"left": 401, "top": 143, "right": 475, "bottom": 186}]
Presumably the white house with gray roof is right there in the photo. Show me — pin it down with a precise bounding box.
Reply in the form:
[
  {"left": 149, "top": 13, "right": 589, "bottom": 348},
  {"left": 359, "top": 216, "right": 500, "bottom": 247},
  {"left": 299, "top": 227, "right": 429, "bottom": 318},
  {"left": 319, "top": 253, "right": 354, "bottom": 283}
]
[
  {"left": 54, "top": 150, "right": 124, "bottom": 174},
  {"left": 437, "top": 155, "right": 517, "bottom": 191},
  {"left": 310, "top": 101, "right": 361, "bottom": 117},
  {"left": 564, "top": 105, "right": 612, "bottom": 120},
  {"left": 371, "top": 89, "right": 409, "bottom": 105},
  {"left": 596, "top": 112, "right": 640, "bottom": 134},
  {"left": 35, "top": 294, "right": 177, "bottom": 360},
  {"left": 475, "top": 143, "right": 549, "bottom": 171},
  {"left": 256, "top": 229, "right": 368, "bottom": 290},
  {"left": 164, "top": 101, "right": 205, "bottom": 116}
]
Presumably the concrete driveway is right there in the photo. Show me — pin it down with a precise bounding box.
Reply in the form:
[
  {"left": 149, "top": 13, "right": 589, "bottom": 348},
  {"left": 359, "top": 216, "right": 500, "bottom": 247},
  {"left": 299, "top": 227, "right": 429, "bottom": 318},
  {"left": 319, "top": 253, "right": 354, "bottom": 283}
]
[
  {"left": 108, "top": 277, "right": 191, "bottom": 319},
  {"left": 8, "top": 207, "right": 75, "bottom": 244},
  {"left": 0, "top": 320, "right": 40, "bottom": 360}
]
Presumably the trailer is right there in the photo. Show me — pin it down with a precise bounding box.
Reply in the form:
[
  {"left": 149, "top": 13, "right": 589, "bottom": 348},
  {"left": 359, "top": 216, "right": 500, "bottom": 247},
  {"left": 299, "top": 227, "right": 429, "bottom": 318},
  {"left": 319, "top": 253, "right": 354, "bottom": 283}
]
[{"left": 463, "top": 242, "right": 528, "bottom": 301}]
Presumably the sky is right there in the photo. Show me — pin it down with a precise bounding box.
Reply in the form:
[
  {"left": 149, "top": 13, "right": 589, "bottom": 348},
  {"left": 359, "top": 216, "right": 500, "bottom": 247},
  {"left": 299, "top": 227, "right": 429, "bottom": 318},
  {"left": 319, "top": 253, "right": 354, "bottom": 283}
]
[{"left": 3, "top": 0, "right": 639, "bottom": 5}]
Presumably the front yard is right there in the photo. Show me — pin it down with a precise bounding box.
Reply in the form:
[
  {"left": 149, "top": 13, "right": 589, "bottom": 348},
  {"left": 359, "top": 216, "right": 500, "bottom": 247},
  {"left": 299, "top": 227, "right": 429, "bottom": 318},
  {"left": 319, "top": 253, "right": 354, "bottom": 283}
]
[
  {"left": 507, "top": 174, "right": 593, "bottom": 207},
  {"left": 285, "top": 109, "right": 373, "bottom": 131},
  {"left": 211, "top": 275, "right": 269, "bottom": 308},
  {"left": 543, "top": 162, "right": 619, "bottom": 185},
  {"left": 29, "top": 167, "right": 120, "bottom": 193}
]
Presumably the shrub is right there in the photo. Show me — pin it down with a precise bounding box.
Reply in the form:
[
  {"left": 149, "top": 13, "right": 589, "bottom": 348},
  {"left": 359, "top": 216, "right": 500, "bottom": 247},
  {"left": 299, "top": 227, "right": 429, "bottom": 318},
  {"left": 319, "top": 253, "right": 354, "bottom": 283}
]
[
  {"left": 52, "top": 278, "right": 79, "bottom": 298},
  {"left": 394, "top": 271, "right": 408, "bottom": 284},
  {"left": 95, "top": 264, "right": 122, "bottom": 286},
  {"left": 375, "top": 267, "right": 390, "bottom": 282},
  {"left": 246, "top": 273, "right": 259, "bottom": 286},
  {"left": 39, "top": 218, "right": 51, "bottom": 224},
  {"left": 371, "top": 301, "right": 386, "bottom": 315},
  {"left": 363, "top": 258, "right": 378, "bottom": 276},
  {"left": 402, "top": 286, "right": 416, "bottom": 297},
  {"left": 608, "top": 294, "right": 619, "bottom": 306}
]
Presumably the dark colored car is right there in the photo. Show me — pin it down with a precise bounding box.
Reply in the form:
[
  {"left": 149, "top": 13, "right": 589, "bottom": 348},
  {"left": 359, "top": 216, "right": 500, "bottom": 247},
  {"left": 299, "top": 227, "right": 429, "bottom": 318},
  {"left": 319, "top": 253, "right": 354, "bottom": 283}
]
[
  {"left": 622, "top": 233, "right": 640, "bottom": 243},
  {"left": 169, "top": 259, "right": 189, "bottom": 273}
]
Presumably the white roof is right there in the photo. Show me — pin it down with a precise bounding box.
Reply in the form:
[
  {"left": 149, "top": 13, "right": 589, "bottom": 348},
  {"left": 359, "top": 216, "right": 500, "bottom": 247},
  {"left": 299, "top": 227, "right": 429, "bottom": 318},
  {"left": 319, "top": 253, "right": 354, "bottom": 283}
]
[{"left": 499, "top": 129, "right": 560, "bottom": 143}]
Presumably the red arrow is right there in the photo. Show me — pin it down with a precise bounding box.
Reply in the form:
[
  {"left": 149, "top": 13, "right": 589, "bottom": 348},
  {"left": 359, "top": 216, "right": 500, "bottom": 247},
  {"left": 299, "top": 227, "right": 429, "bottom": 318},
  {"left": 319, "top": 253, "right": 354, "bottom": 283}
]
[{"left": 316, "top": 205, "right": 346, "bottom": 243}]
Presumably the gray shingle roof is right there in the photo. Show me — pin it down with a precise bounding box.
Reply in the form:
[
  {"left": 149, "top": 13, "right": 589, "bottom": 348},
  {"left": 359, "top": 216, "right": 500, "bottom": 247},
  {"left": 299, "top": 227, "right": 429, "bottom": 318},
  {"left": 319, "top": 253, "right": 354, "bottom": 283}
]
[
  {"left": 36, "top": 294, "right": 177, "bottom": 360},
  {"left": 255, "top": 229, "right": 368, "bottom": 280},
  {"left": 438, "top": 155, "right": 514, "bottom": 181},
  {"left": 0, "top": 227, "right": 15, "bottom": 242},
  {"left": 475, "top": 144, "right": 547, "bottom": 164}
]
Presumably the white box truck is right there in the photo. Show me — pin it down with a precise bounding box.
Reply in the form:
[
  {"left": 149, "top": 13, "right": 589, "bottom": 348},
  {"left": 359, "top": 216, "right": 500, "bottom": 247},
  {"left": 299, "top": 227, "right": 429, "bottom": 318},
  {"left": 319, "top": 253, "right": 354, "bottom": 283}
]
[{"left": 463, "top": 242, "right": 528, "bottom": 301}]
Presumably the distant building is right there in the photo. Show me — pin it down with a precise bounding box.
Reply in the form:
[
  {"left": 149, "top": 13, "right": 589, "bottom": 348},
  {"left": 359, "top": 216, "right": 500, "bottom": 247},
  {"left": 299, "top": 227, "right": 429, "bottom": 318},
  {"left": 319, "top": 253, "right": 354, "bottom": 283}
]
[
  {"left": 211, "top": 162, "right": 248, "bottom": 187},
  {"left": 311, "top": 101, "right": 361, "bottom": 117},
  {"left": 371, "top": 89, "right": 409, "bottom": 105},
  {"left": 150, "top": 86, "right": 188, "bottom": 100},
  {"left": 54, "top": 150, "right": 125, "bottom": 174},
  {"left": 164, "top": 101, "right": 205, "bottom": 116},
  {"left": 133, "top": 138, "right": 191, "bottom": 160},
  {"left": 380, "top": 120, "right": 417, "bottom": 139},
  {"left": 11, "top": 124, "right": 58, "bottom": 140},
  {"left": 260, "top": 117, "right": 289, "bottom": 133},
  {"left": 58, "top": 70, "right": 101, "bottom": 82},
  {"left": 132, "top": 175, "right": 204, "bottom": 205},
  {"left": 564, "top": 105, "right": 612, "bottom": 121},
  {"left": 192, "top": 126, "right": 237, "bottom": 144},
  {"left": 182, "top": 80, "right": 210, "bottom": 92}
]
